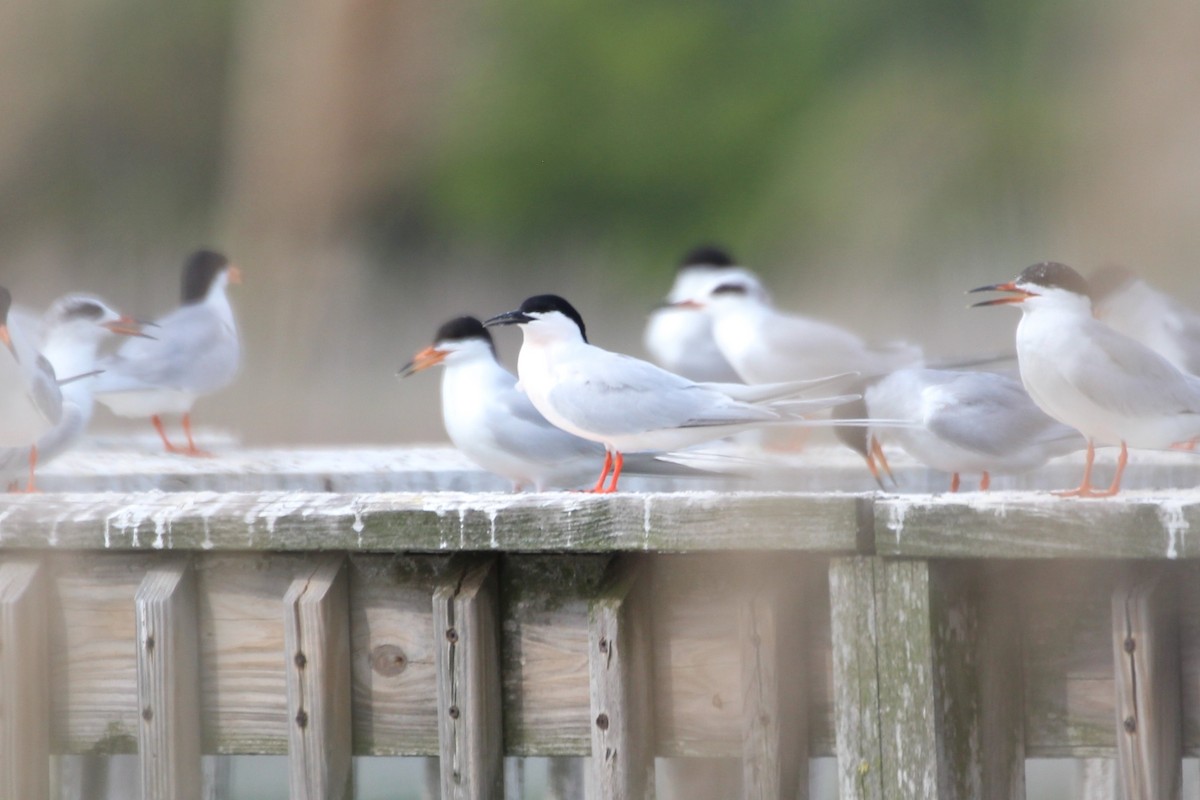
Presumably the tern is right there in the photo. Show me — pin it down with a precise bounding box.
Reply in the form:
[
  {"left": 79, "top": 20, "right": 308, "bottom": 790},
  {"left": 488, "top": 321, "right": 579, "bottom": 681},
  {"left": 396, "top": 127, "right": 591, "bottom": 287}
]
[
  {"left": 643, "top": 245, "right": 766, "bottom": 382},
  {"left": 0, "top": 295, "right": 148, "bottom": 490},
  {"left": 676, "top": 276, "right": 923, "bottom": 384},
  {"left": 400, "top": 316, "right": 727, "bottom": 490},
  {"left": 0, "top": 286, "right": 62, "bottom": 452},
  {"left": 484, "top": 294, "right": 860, "bottom": 492},
  {"left": 971, "top": 261, "right": 1200, "bottom": 497},
  {"left": 1091, "top": 266, "right": 1200, "bottom": 377},
  {"left": 835, "top": 368, "right": 1084, "bottom": 492},
  {"left": 93, "top": 249, "right": 241, "bottom": 456}
]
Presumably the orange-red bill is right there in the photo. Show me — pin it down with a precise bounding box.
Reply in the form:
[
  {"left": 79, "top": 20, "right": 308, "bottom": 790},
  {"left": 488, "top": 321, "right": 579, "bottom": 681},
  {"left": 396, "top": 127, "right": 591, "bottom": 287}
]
[
  {"left": 968, "top": 281, "right": 1032, "bottom": 307},
  {"left": 227, "top": 265, "right": 244, "bottom": 285},
  {"left": 398, "top": 346, "right": 447, "bottom": 377}
]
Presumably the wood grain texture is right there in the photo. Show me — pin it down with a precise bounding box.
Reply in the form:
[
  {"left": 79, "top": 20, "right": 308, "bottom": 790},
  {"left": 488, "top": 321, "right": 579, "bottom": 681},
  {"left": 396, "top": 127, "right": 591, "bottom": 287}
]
[
  {"left": 135, "top": 558, "right": 202, "bottom": 800},
  {"left": 876, "top": 493, "right": 1200, "bottom": 559},
  {"left": 0, "top": 559, "right": 49, "bottom": 800},
  {"left": 976, "top": 564, "right": 1025, "bottom": 800},
  {"left": 283, "top": 556, "right": 353, "bottom": 800},
  {"left": 588, "top": 557, "right": 655, "bottom": 799},
  {"left": 435, "top": 557, "right": 504, "bottom": 798},
  {"left": 0, "top": 491, "right": 866, "bottom": 553},
  {"left": 1112, "top": 568, "right": 1182, "bottom": 800}
]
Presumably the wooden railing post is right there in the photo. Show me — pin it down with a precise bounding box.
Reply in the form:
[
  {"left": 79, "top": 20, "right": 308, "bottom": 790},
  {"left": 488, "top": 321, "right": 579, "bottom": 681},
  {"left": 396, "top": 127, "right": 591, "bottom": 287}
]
[
  {"left": 284, "top": 556, "right": 353, "bottom": 800},
  {"left": 740, "top": 570, "right": 808, "bottom": 800},
  {"left": 0, "top": 559, "right": 49, "bottom": 800},
  {"left": 588, "top": 556, "right": 655, "bottom": 799},
  {"left": 1112, "top": 567, "right": 1181, "bottom": 800},
  {"left": 831, "top": 557, "right": 1022, "bottom": 800},
  {"left": 434, "top": 556, "right": 503, "bottom": 799},
  {"left": 136, "top": 557, "right": 202, "bottom": 800}
]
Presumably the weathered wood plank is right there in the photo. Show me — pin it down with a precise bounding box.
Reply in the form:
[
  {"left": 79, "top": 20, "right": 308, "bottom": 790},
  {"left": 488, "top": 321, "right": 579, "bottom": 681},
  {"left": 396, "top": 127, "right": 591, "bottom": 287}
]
[
  {"left": 1077, "top": 759, "right": 1122, "bottom": 800},
  {"left": 135, "top": 558, "right": 201, "bottom": 800},
  {"left": 0, "top": 491, "right": 866, "bottom": 553},
  {"left": 588, "top": 557, "right": 654, "bottom": 798},
  {"left": 977, "top": 564, "right": 1025, "bottom": 799},
  {"left": 1112, "top": 568, "right": 1182, "bottom": 800},
  {"left": 876, "top": 493, "right": 1200, "bottom": 559},
  {"left": 348, "top": 555, "right": 449, "bottom": 756},
  {"left": 829, "top": 557, "right": 883, "bottom": 800},
  {"left": 0, "top": 559, "right": 49, "bottom": 800},
  {"left": 504, "top": 556, "right": 609, "bottom": 757},
  {"left": 283, "top": 556, "right": 353, "bottom": 799},
  {"left": 740, "top": 572, "right": 807, "bottom": 800},
  {"left": 435, "top": 557, "right": 504, "bottom": 798}
]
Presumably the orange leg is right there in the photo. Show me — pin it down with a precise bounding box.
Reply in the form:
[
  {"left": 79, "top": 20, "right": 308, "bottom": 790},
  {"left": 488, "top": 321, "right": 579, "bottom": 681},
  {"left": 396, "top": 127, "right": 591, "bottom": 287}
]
[
  {"left": 181, "top": 413, "right": 213, "bottom": 457},
  {"left": 979, "top": 471, "right": 991, "bottom": 491},
  {"left": 1171, "top": 436, "right": 1198, "bottom": 451},
  {"left": 22, "top": 445, "right": 39, "bottom": 493},
  {"left": 950, "top": 473, "right": 961, "bottom": 493},
  {"left": 152, "top": 415, "right": 184, "bottom": 454},
  {"left": 601, "top": 452, "right": 625, "bottom": 493},
  {"left": 870, "top": 437, "right": 896, "bottom": 485},
  {"left": 589, "top": 451, "right": 614, "bottom": 493},
  {"left": 1054, "top": 439, "right": 1126, "bottom": 498}
]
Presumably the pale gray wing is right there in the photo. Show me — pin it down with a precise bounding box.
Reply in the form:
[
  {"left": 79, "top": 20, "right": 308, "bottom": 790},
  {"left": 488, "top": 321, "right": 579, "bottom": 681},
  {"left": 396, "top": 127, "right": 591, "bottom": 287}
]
[
  {"left": 30, "top": 355, "right": 63, "bottom": 425},
  {"left": 1066, "top": 320, "right": 1200, "bottom": 418},
  {"left": 95, "top": 305, "right": 238, "bottom": 394},
  {"left": 924, "top": 374, "right": 1067, "bottom": 457},
  {"left": 488, "top": 384, "right": 602, "bottom": 462},
  {"left": 1163, "top": 300, "right": 1200, "bottom": 376},
  {"left": 546, "top": 350, "right": 773, "bottom": 437}
]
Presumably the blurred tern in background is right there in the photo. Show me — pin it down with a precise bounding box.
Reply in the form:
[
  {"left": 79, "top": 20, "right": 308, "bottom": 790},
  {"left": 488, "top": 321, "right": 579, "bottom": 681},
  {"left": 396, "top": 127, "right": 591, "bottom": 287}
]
[
  {"left": 0, "top": 287, "right": 63, "bottom": 464},
  {"left": 485, "top": 294, "right": 861, "bottom": 492},
  {"left": 643, "top": 245, "right": 767, "bottom": 382},
  {"left": 400, "top": 316, "right": 723, "bottom": 490},
  {"left": 674, "top": 277, "right": 923, "bottom": 384},
  {"left": 93, "top": 249, "right": 241, "bottom": 456},
  {"left": 0, "top": 295, "right": 148, "bottom": 490},
  {"left": 1091, "top": 266, "right": 1200, "bottom": 377},
  {"left": 834, "top": 368, "right": 1084, "bottom": 492},
  {"left": 972, "top": 261, "right": 1200, "bottom": 497}
]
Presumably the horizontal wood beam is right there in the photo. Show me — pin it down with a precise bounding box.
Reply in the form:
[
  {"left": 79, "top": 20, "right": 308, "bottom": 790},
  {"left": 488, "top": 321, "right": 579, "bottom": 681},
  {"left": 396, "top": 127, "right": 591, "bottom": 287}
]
[{"left": 0, "top": 491, "right": 866, "bottom": 553}]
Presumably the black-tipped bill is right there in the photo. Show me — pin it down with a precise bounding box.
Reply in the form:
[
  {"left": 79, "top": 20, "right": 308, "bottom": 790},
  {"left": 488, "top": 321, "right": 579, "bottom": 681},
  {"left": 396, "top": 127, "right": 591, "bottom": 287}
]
[
  {"left": 483, "top": 310, "right": 533, "bottom": 327},
  {"left": 968, "top": 281, "right": 1032, "bottom": 307},
  {"left": 103, "top": 316, "right": 156, "bottom": 339},
  {"left": 398, "top": 346, "right": 446, "bottom": 378}
]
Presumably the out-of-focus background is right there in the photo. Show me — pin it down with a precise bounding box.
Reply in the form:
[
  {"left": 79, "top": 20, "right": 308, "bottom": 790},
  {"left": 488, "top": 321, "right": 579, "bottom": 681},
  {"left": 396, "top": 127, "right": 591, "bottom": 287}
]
[{"left": 4, "top": 0, "right": 1200, "bottom": 445}]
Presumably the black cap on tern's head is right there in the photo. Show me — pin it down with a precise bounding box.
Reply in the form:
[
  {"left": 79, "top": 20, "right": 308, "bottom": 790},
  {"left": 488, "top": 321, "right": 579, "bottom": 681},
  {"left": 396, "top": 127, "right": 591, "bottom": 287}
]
[
  {"left": 57, "top": 297, "right": 106, "bottom": 323},
  {"left": 678, "top": 245, "right": 735, "bottom": 271},
  {"left": 181, "top": 249, "right": 234, "bottom": 303},
  {"left": 434, "top": 315, "right": 494, "bottom": 348},
  {"left": 484, "top": 294, "right": 588, "bottom": 342},
  {"left": 711, "top": 282, "right": 750, "bottom": 298},
  {"left": 399, "top": 315, "right": 497, "bottom": 377},
  {"left": 969, "top": 262, "right": 1091, "bottom": 307}
]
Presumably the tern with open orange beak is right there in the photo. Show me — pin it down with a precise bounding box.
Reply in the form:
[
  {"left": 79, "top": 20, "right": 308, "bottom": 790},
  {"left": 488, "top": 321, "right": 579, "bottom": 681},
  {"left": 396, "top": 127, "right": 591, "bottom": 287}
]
[
  {"left": 92, "top": 249, "right": 241, "bottom": 456},
  {"left": 971, "top": 261, "right": 1200, "bottom": 497},
  {"left": 0, "top": 295, "right": 148, "bottom": 491}
]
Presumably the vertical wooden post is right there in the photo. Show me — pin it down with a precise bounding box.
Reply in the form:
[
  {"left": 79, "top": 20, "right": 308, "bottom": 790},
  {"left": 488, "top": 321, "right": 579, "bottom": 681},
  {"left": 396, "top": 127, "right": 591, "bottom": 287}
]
[
  {"left": 547, "top": 758, "right": 587, "bottom": 799},
  {"left": 0, "top": 559, "right": 49, "bottom": 800},
  {"left": 829, "top": 557, "right": 884, "bottom": 800},
  {"left": 284, "top": 556, "right": 353, "bottom": 800},
  {"left": 201, "top": 756, "right": 230, "bottom": 800},
  {"left": 1112, "top": 568, "right": 1181, "bottom": 800},
  {"left": 740, "top": 579, "right": 807, "bottom": 800},
  {"left": 588, "top": 557, "right": 655, "bottom": 799},
  {"left": 136, "top": 558, "right": 202, "bottom": 800},
  {"left": 977, "top": 564, "right": 1026, "bottom": 800},
  {"left": 1077, "top": 759, "right": 1122, "bottom": 800},
  {"left": 434, "top": 557, "right": 503, "bottom": 799},
  {"left": 832, "top": 558, "right": 1007, "bottom": 800}
]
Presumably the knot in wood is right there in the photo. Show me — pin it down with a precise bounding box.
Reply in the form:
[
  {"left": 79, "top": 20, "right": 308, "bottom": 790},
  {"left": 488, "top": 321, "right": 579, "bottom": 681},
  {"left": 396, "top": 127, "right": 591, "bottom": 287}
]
[
  {"left": 595, "top": 713, "right": 609, "bottom": 731},
  {"left": 295, "top": 710, "right": 309, "bottom": 728},
  {"left": 1123, "top": 716, "right": 1136, "bottom": 734},
  {"left": 294, "top": 652, "right": 307, "bottom": 669},
  {"left": 446, "top": 628, "right": 459, "bottom": 644},
  {"left": 448, "top": 705, "right": 460, "bottom": 720},
  {"left": 598, "top": 637, "right": 608, "bottom": 654},
  {"left": 371, "top": 644, "right": 408, "bottom": 676},
  {"left": 1123, "top": 636, "right": 1135, "bottom": 653},
  {"left": 142, "top": 706, "right": 153, "bottom": 722},
  {"left": 145, "top": 635, "right": 155, "bottom": 653}
]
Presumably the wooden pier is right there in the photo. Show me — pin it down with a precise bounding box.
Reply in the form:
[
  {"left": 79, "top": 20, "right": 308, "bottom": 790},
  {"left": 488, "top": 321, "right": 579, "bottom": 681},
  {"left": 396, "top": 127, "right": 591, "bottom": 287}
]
[{"left": 0, "top": 446, "right": 1198, "bottom": 799}]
